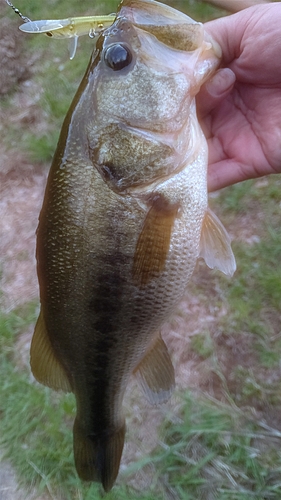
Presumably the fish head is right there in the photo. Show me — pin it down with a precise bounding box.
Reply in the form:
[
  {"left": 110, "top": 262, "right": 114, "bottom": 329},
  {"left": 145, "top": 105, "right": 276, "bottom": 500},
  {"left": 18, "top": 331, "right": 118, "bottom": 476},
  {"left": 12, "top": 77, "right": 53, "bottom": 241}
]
[{"left": 74, "top": 0, "right": 221, "bottom": 191}]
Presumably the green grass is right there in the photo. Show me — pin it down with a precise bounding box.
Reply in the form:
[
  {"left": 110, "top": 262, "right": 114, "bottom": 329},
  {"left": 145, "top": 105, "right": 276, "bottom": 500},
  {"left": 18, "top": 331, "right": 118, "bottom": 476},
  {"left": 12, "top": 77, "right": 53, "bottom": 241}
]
[
  {"left": 1, "top": 1, "right": 281, "bottom": 499},
  {"left": 1, "top": 178, "right": 281, "bottom": 498},
  {"left": 190, "top": 331, "right": 214, "bottom": 359},
  {"left": 3, "top": 0, "right": 120, "bottom": 163},
  {"left": 2, "top": 321, "right": 281, "bottom": 500},
  {"left": 148, "top": 393, "right": 281, "bottom": 499},
  {"left": 0, "top": 307, "right": 101, "bottom": 499}
]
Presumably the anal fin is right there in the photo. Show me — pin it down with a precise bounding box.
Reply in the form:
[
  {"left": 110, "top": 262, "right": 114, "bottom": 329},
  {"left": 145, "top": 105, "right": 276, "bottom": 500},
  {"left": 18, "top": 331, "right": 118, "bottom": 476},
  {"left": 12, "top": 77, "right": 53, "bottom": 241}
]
[
  {"left": 199, "top": 207, "right": 236, "bottom": 276},
  {"left": 73, "top": 418, "right": 126, "bottom": 492},
  {"left": 30, "top": 311, "right": 72, "bottom": 392},
  {"left": 133, "top": 332, "right": 175, "bottom": 405},
  {"left": 133, "top": 195, "right": 179, "bottom": 286}
]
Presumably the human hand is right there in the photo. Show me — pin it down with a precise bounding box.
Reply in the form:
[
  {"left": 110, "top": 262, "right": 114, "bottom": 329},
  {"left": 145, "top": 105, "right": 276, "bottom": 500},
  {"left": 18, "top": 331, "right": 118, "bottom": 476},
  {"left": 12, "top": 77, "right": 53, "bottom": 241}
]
[{"left": 197, "top": 3, "right": 281, "bottom": 192}]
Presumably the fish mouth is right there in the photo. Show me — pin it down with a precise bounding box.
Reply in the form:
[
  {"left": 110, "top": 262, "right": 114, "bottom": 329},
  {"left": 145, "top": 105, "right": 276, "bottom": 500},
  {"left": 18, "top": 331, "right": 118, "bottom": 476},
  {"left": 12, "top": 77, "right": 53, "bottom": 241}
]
[
  {"left": 118, "top": 0, "right": 205, "bottom": 53},
  {"left": 101, "top": 0, "right": 207, "bottom": 60}
]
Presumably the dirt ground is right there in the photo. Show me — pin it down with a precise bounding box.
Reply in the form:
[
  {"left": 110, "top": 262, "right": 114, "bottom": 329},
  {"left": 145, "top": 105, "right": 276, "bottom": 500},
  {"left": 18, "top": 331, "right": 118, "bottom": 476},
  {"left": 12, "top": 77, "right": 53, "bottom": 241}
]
[
  {"left": 0, "top": 134, "right": 219, "bottom": 500},
  {"left": 0, "top": 159, "right": 227, "bottom": 499},
  {"left": 1, "top": 8, "right": 279, "bottom": 500}
]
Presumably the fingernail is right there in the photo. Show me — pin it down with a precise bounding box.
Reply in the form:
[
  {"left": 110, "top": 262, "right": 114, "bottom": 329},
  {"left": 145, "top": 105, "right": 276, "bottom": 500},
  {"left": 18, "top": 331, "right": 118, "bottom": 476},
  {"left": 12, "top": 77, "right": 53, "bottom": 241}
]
[{"left": 206, "top": 68, "right": 236, "bottom": 98}]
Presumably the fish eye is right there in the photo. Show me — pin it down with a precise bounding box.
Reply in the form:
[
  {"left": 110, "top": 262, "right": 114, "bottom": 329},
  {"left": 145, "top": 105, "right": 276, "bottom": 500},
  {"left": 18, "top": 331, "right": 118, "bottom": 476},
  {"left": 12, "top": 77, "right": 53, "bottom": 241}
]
[
  {"left": 104, "top": 43, "right": 132, "bottom": 71},
  {"left": 46, "top": 32, "right": 53, "bottom": 37}
]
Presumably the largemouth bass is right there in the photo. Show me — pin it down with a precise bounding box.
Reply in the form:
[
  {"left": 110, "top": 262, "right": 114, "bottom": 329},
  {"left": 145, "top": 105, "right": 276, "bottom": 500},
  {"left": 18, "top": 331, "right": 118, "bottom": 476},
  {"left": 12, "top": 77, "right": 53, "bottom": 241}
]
[{"left": 31, "top": 0, "right": 236, "bottom": 492}]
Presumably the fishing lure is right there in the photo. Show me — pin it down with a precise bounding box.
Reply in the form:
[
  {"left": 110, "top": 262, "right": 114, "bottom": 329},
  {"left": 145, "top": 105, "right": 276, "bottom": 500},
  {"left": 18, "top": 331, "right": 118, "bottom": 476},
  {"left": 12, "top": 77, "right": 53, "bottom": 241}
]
[{"left": 6, "top": 0, "right": 116, "bottom": 59}]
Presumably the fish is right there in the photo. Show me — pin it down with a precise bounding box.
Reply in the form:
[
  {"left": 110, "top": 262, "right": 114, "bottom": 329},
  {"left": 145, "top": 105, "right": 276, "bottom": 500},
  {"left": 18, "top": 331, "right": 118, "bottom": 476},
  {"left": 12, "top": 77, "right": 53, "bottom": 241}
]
[{"left": 30, "top": 0, "right": 236, "bottom": 492}]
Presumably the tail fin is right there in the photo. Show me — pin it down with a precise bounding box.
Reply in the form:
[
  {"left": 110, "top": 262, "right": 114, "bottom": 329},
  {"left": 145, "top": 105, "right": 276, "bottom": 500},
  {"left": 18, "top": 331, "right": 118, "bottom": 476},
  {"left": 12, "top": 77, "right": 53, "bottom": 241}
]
[{"left": 73, "top": 418, "right": 126, "bottom": 492}]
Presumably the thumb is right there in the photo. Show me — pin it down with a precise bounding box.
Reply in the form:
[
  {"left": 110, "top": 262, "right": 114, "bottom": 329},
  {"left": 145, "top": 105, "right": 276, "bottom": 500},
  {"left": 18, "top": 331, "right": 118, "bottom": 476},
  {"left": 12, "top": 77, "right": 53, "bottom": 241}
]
[{"left": 196, "top": 68, "right": 236, "bottom": 118}]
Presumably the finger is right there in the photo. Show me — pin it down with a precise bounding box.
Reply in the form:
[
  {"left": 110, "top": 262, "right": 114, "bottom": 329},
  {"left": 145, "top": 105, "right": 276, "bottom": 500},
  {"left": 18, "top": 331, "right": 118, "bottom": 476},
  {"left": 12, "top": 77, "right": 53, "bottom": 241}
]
[
  {"left": 206, "top": 0, "right": 269, "bottom": 13},
  {"left": 207, "top": 159, "right": 247, "bottom": 192},
  {"left": 204, "top": 3, "right": 281, "bottom": 75},
  {"left": 197, "top": 68, "right": 236, "bottom": 118},
  {"left": 207, "top": 156, "right": 274, "bottom": 192},
  {"left": 203, "top": 11, "right": 248, "bottom": 66}
]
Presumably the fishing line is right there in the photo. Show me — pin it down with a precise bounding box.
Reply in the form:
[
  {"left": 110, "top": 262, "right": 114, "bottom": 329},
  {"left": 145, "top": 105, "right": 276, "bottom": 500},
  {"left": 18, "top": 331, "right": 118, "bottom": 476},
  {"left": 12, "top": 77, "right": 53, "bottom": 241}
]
[{"left": 5, "top": 0, "right": 31, "bottom": 23}]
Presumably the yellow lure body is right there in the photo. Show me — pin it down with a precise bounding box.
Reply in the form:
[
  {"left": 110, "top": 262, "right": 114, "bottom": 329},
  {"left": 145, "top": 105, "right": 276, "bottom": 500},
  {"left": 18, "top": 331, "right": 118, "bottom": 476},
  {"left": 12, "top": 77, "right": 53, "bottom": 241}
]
[{"left": 19, "top": 15, "right": 116, "bottom": 58}]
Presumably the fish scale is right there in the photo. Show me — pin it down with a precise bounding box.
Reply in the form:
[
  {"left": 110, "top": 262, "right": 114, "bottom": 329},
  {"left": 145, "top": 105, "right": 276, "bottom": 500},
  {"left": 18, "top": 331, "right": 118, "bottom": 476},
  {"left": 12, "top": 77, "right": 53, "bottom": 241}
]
[{"left": 29, "top": 0, "right": 236, "bottom": 492}]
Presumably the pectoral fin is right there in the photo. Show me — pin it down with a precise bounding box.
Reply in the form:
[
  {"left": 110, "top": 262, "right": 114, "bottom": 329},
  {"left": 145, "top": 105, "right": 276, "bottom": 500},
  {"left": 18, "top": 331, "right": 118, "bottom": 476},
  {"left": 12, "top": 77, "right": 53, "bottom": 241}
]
[
  {"left": 199, "top": 207, "right": 236, "bottom": 276},
  {"left": 133, "top": 333, "right": 175, "bottom": 405},
  {"left": 30, "top": 311, "right": 72, "bottom": 392},
  {"left": 133, "top": 196, "right": 179, "bottom": 286}
]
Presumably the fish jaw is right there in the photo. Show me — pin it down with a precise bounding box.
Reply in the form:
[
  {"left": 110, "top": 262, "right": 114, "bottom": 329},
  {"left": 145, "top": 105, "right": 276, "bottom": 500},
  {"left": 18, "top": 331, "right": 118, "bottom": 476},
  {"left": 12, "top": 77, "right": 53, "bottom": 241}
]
[{"left": 118, "top": 0, "right": 222, "bottom": 58}]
